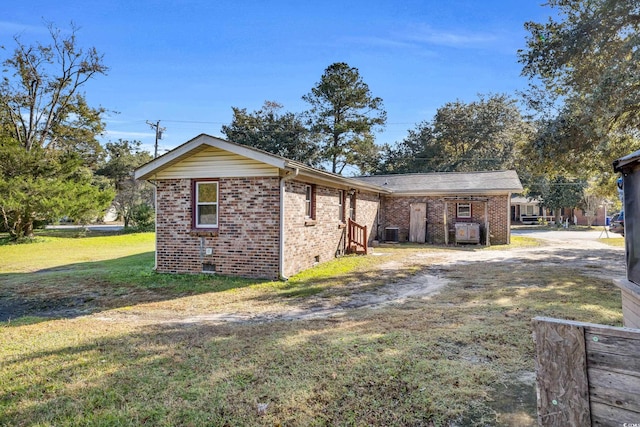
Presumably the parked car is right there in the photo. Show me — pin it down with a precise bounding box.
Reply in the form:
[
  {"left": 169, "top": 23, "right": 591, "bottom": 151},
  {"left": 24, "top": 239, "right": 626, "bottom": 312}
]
[{"left": 610, "top": 211, "right": 624, "bottom": 235}]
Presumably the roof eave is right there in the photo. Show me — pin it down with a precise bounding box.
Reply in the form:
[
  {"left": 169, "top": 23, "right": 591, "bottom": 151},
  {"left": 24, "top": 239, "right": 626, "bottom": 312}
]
[
  {"left": 135, "top": 134, "right": 288, "bottom": 180},
  {"left": 613, "top": 149, "right": 640, "bottom": 173},
  {"left": 385, "top": 188, "right": 522, "bottom": 197},
  {"left": 287, "top": 161, "right": 391, "bottom": 193}
]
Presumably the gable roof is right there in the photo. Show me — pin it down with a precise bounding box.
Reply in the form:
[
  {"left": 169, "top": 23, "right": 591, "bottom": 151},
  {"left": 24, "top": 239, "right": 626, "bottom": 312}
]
[
  {"left": 353, "top": 171, "right": 523, "bottom": 195},
  {"left": 135, "top": 134, "right": 522, "bottom": 196},
  {"left": 135, "top": 134, "right": 288, "bottom": 180},
  {"left": 134, "top": 134, "right": 390, "bottom": 193}
]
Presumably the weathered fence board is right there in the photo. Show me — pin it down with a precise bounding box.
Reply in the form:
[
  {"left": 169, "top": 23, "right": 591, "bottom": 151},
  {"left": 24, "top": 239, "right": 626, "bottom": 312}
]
[
  {"left": 532, "top": 318, "right": 590, "bottom": 426},
  {"left": 586, "top": 330, "right": 640, "bottom": 376},
  {"left": 621, "top": 288, "right": 640, "bottom": 328},
  {"left": 590, "top": 401, "right": 640, "bottom": 426},
  {"left": 533, "top": 317, "right": 640, "bottom": 426},
  {"left": 615, "top": 278, "right": 640, "bottom": 329},
  {"left": 588, "top": 368, "right": 640, "bottom": 413}
]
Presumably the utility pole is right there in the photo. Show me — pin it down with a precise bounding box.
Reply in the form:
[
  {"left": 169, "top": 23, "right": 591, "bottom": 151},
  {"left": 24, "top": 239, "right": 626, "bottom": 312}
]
[{"left": 146, "top": 120, "right": 166, "bottom": 158}]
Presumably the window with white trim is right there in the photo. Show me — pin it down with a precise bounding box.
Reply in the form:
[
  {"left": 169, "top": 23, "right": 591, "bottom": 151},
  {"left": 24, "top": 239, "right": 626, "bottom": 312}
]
[
  {"left": 195, "top": 181, "right": 218, "bottom": 228},
  {"left": 457, "top": 202, "right": 471, "bottom": 218},
  {"left": 349, "top": 192, "right": 356, "bottom": 220},
  {"left": 338, "top": 190, "right": 345, "bottom": 222},
  {"left": 305, "top": 185, "right": 315, "bottom": 219}
]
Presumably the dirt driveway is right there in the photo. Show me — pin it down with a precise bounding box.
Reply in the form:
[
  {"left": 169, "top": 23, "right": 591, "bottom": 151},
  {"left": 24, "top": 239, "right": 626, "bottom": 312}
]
[{"left": 96, "top": 229, "right": 626, "bottom": 326}]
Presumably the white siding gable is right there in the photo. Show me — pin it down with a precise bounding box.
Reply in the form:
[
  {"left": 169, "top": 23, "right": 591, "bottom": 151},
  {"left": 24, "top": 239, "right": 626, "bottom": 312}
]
[{"left": 154, "top": 146, "right": 279, "bottom": 179}]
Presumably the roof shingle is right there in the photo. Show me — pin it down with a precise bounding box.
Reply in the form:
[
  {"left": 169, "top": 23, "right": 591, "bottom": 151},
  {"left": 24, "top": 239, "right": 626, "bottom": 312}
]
[{"left": 354, "top": 171, "right": 523, "bottom": 195}]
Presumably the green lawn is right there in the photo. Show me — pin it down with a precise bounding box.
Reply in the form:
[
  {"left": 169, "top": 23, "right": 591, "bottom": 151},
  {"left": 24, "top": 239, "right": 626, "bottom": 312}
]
[{"left": 0, "top": 233, "right": 623, "bottom": 426}]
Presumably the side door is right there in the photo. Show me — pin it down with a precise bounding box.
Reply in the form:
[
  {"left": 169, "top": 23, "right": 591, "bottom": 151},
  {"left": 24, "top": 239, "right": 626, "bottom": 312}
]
[{"left": 409, "top": 203, "right": 427, "bottom": 243}]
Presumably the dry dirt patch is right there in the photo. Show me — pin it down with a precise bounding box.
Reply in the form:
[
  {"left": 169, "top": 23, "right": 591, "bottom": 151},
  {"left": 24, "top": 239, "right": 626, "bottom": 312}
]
[{"left": 119, "top": 231, "right": 623, "bottom": 326}]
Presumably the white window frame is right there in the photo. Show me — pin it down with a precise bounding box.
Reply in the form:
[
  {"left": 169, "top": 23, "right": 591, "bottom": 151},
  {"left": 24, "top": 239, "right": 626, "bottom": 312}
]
[
  {"left": 338, "top": 190, "right": 345, "bottom": 222},
  {"left": 195, "top": 181, "right": 219, "bottom": 228},
  {"left": 457, "top": 202, "right": 471, "bottom": 218},
  {"left": 349, "top": 193, "right": 356, "bottom": 221},
  {"left": 305, "top": 185, "right": 313, "bottom": 218}
]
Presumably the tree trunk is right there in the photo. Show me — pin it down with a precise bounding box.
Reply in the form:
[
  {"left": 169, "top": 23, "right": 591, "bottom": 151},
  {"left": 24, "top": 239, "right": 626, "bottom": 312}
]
[
  {"left": 554, "top": 210, "right": 562, "bottom": 226},
  {"left": 23, "top": 219, "right": 34, "bottom": 238}
]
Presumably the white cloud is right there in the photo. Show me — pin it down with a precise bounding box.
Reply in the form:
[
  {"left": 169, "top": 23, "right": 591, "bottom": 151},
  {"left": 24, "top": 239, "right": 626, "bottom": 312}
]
[
  {"left": 340, "top": 24, "right": 502, "bottom": 55},
  {"left": 343, "top": 36, "right": 419, "bottom": 50},
  {"left": 0, "top": 21, "right": 49, "bottom": 36},
  {"left": 102, "top": 130, "right": 155, "bottom": 139},
  {"left": 397, "top": 24, "right": 499, "bottom": 48}
]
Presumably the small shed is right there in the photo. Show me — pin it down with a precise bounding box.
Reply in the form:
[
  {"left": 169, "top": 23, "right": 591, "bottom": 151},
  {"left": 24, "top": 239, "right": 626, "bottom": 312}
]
[{"left": 613, "top": 150, "right": 640, "bottom": 328}]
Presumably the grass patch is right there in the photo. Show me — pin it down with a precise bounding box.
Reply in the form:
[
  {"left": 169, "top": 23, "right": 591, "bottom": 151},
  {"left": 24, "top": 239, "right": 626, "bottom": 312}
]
[
  {"left": 488, "top": 235, "right": 541, "bottom": 249},
  {"left": 0, "top": 232, "right": 625, "bottom": 426},
  {"left": 0, "top": 232, "right": 261, "bottom": 322},
  {"left": 0, "top": 232, "right": 155, "bottom": 273},
  {"left": 599, "top": 237, "right": 625, "bottom": 247}
]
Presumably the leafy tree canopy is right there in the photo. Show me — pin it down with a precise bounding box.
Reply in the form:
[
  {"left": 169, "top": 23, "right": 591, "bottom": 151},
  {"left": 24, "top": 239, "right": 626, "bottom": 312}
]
[
  {"left": 96, "top": 140, "right": 154, "bottom": 228},
  {"left": 0, "top": 136, "right": 114, "bottom": 238},
  {"left": 221, "top": 101, "right": 318, "bottom": 165},
  {"left": 303, "top": 62, "right": 386, "bottom": 175},
  {"left": 526, "top": 174, "right": 586, "bottom": 223},
  {"left": 519, "top": 0, "right": 640, "bottom": 177},
  {"left": 0, "top": 23, "right": 112, "bottom": 239},
  {"left": 1, "top": 22, "right": 108, "bottom": 158},
  {"left": 380, "top": 94, "right": 532, "bottom": 174}
]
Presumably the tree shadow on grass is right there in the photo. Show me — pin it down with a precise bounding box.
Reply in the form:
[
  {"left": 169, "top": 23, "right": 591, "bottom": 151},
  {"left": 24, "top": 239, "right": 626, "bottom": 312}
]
[
  {"left": 0, "top": 228, "right": 133, "bottom": 245},
  {"left": 0, "top": 243, "right": 628, "bottom": 426},
  {"left": 0, "top": 252, "right": 260, "bottom": 324},
  {"left": 0, "top": 315, "right": 508, "bottom": 426}
]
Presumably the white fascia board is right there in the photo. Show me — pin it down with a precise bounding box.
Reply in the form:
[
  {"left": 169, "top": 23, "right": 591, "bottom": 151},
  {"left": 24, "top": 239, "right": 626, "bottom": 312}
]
[
  {"left": 135, "top": 134, "right": 288, "bottom": 180},
  {"left": 288, "top": 162, "right": 390, "bottom": 193},
  {"left": 384, "top": 189, "right": 520, "bottom": 197}
]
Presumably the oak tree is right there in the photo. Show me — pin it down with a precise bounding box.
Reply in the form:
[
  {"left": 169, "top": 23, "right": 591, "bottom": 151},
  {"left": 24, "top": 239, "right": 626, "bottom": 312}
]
[
  {"left": 519, "top": 0, "right": 640, "bottom": 176},
  {"left": 221, "top": 101, "right": 317, "bottom": 165},
  {"left": 380, "top": 94, "right": 531, "bottom": 173}
]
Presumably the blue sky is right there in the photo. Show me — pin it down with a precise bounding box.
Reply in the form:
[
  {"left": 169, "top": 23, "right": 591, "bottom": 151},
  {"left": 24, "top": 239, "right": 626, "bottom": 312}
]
[{"left": 3, "top": 1, "right": 553, "bottom": 155}]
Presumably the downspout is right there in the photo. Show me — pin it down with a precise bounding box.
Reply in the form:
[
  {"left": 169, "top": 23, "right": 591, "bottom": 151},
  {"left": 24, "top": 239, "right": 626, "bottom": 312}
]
[
  {"left": 279, "top": 168, "right": 299, "bottom": 280},
  {"left": 148, "top": 177, "right": 158, "bottom": 270}
]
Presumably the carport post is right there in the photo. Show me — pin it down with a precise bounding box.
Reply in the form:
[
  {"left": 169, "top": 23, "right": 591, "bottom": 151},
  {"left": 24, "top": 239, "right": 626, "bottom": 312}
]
[
  {"left": 484, "top": 202, "right": 489, "bottom": 246},
  {"left": 444, "top": 201, "right": 449, "bottom": 245}
]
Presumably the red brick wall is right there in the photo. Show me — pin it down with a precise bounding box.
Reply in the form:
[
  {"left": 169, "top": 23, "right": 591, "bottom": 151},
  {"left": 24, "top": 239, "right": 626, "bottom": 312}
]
[
  {"left": 355, "top": 190, "right": 381, "bottom": 245},
  {"left": 282, "top": 181, "right": 380, "bottom": 277},
  {"left": 572, "top": 206, "right": 607, "bottom": 226},
  {"left": 380, "top": 195, "right": 511, "bottom": 245},
  {"left": 156, "top": 177, "right": 381, "bottom": 279},
  {"left": 155, "top": 177, "right": 281, "bottom": 279}
]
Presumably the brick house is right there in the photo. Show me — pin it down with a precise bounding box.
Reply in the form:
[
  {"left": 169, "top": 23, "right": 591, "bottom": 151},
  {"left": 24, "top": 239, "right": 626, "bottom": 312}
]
[{"left": 135, "top": 134, "right": 523, "bottom": 279}]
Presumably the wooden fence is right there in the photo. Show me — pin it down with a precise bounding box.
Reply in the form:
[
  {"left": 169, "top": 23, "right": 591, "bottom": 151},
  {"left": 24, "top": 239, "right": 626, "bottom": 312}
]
[{"left": 533, "top": 317, "right": 640, "bottom": 426}]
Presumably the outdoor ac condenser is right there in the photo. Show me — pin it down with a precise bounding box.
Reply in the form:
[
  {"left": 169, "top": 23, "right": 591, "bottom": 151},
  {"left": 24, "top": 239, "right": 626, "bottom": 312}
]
[{"left": 385, "top": 227, "right": 399, "bottom": 243}]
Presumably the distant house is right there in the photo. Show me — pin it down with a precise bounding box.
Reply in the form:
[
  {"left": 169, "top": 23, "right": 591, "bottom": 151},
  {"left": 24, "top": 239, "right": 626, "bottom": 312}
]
[
  {"left": 135, "top": 134, "right": 523, "bottom": 279},
  {"left": 511, "top": 196, "right": 609, "bottom": 226},
  {"left": 511, "top": 196, "right": 553, "bottom": 224}
]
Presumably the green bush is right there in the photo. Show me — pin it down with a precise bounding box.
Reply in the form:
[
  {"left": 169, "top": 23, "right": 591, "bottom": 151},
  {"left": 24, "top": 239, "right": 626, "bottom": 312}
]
[{"left": 131, "top": 204, "right": 155, "bottom": 231}]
